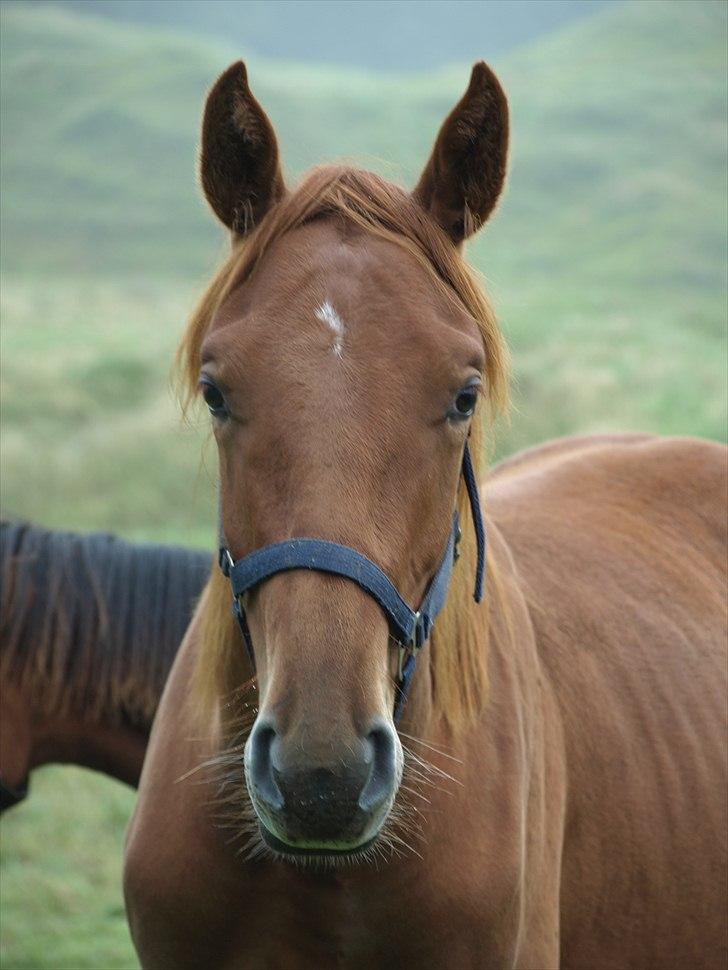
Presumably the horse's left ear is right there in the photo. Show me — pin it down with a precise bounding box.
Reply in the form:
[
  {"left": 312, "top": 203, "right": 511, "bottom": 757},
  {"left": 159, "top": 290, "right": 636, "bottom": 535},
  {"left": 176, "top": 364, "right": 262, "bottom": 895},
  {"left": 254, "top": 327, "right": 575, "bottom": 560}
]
[
  {"left": 413, "top": 61, "right": 509, "bottom": 244},
  {"left": 200, "top": 60, "right": 286, "bottom": 235}
]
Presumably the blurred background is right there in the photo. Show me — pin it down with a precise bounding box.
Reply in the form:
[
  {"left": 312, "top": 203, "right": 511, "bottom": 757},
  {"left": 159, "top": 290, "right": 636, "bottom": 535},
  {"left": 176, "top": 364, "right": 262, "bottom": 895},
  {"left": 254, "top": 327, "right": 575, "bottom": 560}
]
[{"left": 0, "top": 1, "right": 725, "bottom": 966}]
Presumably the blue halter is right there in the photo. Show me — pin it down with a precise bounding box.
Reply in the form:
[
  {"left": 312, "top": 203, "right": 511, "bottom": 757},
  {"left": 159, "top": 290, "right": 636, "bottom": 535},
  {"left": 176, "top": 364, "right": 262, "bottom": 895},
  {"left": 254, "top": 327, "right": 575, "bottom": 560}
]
[{"left": 219, "top": 442, "right": 486, "bottom": 720}]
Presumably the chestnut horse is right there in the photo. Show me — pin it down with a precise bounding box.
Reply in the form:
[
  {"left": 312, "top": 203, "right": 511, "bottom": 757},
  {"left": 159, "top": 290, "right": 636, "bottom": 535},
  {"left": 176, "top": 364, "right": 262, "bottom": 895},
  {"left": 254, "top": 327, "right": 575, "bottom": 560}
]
[
  {"left": 0, "top": 520, "right": 209, "bottom": 807},
  {"left": 124, "top": 62, "right": 727, "bottom": 969}
]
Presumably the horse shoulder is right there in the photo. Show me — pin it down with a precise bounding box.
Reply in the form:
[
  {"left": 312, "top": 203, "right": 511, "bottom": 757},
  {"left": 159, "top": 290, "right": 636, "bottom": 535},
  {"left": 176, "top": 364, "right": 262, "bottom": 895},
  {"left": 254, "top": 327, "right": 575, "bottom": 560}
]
[
  {"left": 124, "top": 592, "right": 243, "bottom": 968},
  {"left": 487, "top": 432, "right": 654, "bottom": 486},
  {"left": 486, "top": 434, "right": 728, "bottom": 969}
]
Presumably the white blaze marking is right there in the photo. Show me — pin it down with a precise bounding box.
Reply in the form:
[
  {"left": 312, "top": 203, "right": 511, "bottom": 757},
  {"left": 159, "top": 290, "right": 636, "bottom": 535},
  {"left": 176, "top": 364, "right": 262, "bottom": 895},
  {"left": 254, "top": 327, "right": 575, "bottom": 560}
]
[{"left": 315, "top": 300, "right": 345, "bottom": 358}]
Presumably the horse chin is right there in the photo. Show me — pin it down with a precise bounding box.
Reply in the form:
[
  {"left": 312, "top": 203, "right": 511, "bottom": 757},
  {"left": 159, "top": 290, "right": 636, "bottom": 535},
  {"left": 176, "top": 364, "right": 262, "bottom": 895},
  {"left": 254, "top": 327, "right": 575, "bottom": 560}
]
[{"left": 257, "top": 822, "right": 382, "bottom": 865}]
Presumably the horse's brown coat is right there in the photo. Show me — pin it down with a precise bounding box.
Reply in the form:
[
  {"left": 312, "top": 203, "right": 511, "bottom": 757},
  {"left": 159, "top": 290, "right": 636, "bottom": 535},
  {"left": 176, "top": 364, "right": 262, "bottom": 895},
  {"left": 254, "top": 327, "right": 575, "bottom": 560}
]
[{"left": 123, "top": 62, "right": 727, "bottom": 969}]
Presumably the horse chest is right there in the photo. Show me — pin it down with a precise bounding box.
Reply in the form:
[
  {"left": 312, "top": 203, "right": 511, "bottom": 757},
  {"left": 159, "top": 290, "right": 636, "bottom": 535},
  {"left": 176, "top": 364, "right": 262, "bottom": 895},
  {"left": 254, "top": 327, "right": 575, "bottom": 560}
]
[
  {"left": 208, "top": 870, "right": 522, "bottom": 970},
  {"left": 125, "top": 630, "right": 550, "bottom": 969},
  {"left": 126, "top": 810, "right": 530, "bottom": 970}
]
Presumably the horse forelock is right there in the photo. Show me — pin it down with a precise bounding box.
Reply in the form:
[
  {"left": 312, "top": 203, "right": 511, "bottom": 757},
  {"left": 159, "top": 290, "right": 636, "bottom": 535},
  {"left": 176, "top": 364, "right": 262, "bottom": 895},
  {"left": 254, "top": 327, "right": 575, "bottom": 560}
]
[
  {"left": 0, "top": 520, "right": 210, "bottom": 731},
  {"left": 178, "top": 165, "right": 508, "bottom": 414},
  {"left": 179, "top": 164, "right": 511, "bottom": 731}
]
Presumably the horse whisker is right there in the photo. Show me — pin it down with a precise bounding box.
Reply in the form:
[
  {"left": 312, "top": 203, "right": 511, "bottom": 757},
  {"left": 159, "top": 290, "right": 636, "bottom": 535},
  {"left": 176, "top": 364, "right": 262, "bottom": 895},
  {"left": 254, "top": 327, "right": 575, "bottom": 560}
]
[{"left": 397, "top": 731, "right": 463, "bottom": 763}]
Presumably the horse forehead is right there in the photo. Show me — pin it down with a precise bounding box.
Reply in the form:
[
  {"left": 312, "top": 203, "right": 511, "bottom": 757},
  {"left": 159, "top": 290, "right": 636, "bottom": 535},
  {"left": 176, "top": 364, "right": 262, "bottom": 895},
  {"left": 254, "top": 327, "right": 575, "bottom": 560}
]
[
  {"left": 217, "top": 220, "right": 458, "bottom": 346},
  {"left": 261, "top": 218, "right": 429, "bottom": 296}
]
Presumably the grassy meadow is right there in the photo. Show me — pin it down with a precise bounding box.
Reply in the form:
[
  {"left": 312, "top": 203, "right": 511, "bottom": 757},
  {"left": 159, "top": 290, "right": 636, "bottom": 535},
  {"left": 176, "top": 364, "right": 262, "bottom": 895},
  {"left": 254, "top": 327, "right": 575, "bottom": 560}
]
[{"left": 0, "top": 1, "right": 726, "bottom": 967}]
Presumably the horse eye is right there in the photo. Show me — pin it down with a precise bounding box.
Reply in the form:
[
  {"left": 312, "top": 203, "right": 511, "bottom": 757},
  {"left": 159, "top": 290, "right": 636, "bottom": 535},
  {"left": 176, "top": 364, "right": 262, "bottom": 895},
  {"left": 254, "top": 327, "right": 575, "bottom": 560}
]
[
  {"left": 451, "top": 385, "right": 479, "bottom": 420},
  {"left": 200, "top": 380, "right": 228, "bottom": 417}
]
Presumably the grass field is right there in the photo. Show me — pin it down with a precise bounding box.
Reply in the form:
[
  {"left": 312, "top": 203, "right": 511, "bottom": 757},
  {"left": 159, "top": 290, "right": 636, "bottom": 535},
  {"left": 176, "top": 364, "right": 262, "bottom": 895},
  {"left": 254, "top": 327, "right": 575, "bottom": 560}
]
[
  {"left": 0, "top": 1, "right": 726, "bottom": 967},
  {"left": 0, "top": 769, "right": 136, "bottom": 969}
]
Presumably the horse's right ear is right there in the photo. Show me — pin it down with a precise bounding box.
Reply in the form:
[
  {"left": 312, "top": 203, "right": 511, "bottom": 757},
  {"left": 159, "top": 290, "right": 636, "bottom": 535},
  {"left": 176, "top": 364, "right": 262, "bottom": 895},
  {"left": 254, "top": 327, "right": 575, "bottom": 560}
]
[{"left": 200, "top": 61, "right": 286, "bottom": 235}]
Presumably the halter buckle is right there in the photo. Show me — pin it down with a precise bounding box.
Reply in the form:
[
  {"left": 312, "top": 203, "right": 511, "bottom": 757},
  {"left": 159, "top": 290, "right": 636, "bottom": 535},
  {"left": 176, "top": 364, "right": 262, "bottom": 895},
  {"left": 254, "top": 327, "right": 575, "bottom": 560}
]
[
  {"left": 219, "top": 547, "right": 235, "bottom": 577},
  {"left": 409, "top": 611, "right": 421, "bottom": 649},
  {"left": 397, "top": 611, "right": 422, "bottom": 680},
  {"left": 397, "top": 643, "right": 406, "bottom": 682}
]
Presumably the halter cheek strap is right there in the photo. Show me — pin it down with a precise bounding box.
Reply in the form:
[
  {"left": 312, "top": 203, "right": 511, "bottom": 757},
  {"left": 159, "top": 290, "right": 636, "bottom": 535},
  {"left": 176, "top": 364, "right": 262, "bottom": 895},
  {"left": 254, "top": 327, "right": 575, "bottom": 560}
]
[{"left": 219, "top": 441, "right": 486, "bottom": 720}]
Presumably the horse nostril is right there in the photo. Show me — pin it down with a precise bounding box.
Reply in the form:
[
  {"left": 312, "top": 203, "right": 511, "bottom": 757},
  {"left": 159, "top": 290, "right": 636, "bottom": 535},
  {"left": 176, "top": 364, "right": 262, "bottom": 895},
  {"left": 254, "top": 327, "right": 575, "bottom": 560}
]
[
  {"left": 247, "top": 720, "right": 283, "bottom": 811},
  {"left": 358, "top": 721, "right": 398, "bottom": 813}
]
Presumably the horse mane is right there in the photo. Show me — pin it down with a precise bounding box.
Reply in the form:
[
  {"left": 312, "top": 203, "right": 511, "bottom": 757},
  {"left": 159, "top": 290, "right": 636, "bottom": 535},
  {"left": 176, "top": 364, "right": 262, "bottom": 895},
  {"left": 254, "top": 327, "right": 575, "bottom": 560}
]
[
  {"left": 0, "top": 520, "right": 211, "bottom": 732},
  {"left": 177, "top": 165, "right": 510, "bottom": 730}
]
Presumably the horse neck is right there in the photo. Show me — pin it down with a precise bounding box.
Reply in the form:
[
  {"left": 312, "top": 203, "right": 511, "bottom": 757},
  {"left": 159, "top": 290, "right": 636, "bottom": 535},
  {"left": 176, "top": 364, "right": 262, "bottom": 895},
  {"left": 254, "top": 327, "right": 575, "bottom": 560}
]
[
  {"left": 401, "top": 513, "right": 536, "bottom": 746},
  {"left": 30, "top": 711, "right": 148, "bottom": 788},
  {"left": 1, "top": 677, "right": 149, "bottom": 790},
  {"left": 0, "top": 683, "right": 33, "bottom": 793},
  {"left": 400, "top": 515, "right": 497, "bottom": 737},
  {"left": 1, "top": 522, "right": 210, "bottom": 789}
]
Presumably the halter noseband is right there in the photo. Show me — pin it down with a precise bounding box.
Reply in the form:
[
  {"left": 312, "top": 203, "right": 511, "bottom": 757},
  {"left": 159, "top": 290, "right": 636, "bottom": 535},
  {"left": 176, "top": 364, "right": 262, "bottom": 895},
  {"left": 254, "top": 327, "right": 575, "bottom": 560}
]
[{"left": 219, "top": 442, "right": 486, "bottom": 720}]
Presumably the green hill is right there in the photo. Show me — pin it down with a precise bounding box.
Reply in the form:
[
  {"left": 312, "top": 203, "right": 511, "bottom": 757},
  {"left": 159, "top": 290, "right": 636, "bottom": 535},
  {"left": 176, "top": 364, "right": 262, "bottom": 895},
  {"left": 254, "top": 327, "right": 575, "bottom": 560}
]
[{"left": 2, "top": 0, "right": 725, "bottom": 286}]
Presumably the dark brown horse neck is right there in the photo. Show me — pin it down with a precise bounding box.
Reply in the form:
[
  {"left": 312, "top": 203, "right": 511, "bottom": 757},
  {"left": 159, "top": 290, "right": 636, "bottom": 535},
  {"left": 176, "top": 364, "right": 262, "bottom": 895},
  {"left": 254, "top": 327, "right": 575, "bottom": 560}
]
[
  {"left": 2, "top": 681, "right": 147, "bottom": 792},
  {"left": 0, "top": 521, "right": 210, "bottom": 796},
  {"left": 31, "top": 715, "right": 147, "bottom": 788}
]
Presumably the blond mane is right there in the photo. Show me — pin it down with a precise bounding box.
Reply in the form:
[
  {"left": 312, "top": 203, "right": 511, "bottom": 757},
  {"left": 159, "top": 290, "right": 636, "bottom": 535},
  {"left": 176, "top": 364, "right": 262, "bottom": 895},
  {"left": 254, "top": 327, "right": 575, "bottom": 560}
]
[{"left": 177, "top": 165, "right": 509, "bottom": 730}]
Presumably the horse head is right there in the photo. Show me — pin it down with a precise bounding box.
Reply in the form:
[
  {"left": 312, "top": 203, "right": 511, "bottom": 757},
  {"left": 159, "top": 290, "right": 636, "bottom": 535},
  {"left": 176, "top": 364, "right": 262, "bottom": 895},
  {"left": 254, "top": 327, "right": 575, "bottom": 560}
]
[{"left": 189, "top": 60, "right": 509, "bottom": 858}]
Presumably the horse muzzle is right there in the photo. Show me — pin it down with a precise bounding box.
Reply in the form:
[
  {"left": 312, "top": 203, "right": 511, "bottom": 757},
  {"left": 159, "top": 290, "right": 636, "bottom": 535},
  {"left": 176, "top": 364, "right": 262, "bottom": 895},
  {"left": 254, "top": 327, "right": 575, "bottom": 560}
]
[{"left": 244, "top": 716, "right": 402, "bottom": 856}]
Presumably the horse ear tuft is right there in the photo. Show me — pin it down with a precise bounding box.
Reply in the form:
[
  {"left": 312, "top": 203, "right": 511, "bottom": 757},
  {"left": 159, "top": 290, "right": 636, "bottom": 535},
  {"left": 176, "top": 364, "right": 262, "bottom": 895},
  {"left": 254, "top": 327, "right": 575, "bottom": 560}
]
[
  {"left": 200, "top": 61, "right": 286, "bottom": 236},
  {"left": 413, "top": 61, "right": 509, "bottom": 244}
]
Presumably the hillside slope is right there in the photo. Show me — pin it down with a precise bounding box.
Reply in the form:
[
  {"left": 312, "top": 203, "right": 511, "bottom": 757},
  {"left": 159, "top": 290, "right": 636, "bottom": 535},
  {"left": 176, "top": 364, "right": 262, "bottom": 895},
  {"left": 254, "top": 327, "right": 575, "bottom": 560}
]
[
  {"left": 2, "top": 1, "right": 726, "bottom": 286},
  {"left": 0, "top": 0, "right": 725, "bottom": 547}
]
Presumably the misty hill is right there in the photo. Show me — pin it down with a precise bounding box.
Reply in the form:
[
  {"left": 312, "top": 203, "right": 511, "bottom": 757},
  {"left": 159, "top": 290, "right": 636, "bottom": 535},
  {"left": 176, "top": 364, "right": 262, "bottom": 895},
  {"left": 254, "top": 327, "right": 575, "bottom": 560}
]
[
  {"left": 2, "top": 0, "right": 725, "bottom": 294},
  {"left": 44, "top": 0, "right": 610, "bottom": 72},
  {"left": 0, "top": 0, "right": 725, "bottom": 544}
]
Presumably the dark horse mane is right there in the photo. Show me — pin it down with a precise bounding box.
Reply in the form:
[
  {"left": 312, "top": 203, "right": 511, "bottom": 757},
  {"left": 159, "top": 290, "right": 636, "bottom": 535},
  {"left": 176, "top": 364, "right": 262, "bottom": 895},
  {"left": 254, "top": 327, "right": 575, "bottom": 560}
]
[{"left": 0, "top": 520, "right": 211, "bottom": 731}]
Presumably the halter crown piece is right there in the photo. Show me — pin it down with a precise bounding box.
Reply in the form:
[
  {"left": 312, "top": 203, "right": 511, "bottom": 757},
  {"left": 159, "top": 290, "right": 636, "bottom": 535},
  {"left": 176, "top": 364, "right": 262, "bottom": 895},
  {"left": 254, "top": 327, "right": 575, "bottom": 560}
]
[{"left": 219, "top": 441, "right": 486, "bottom": 721}]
